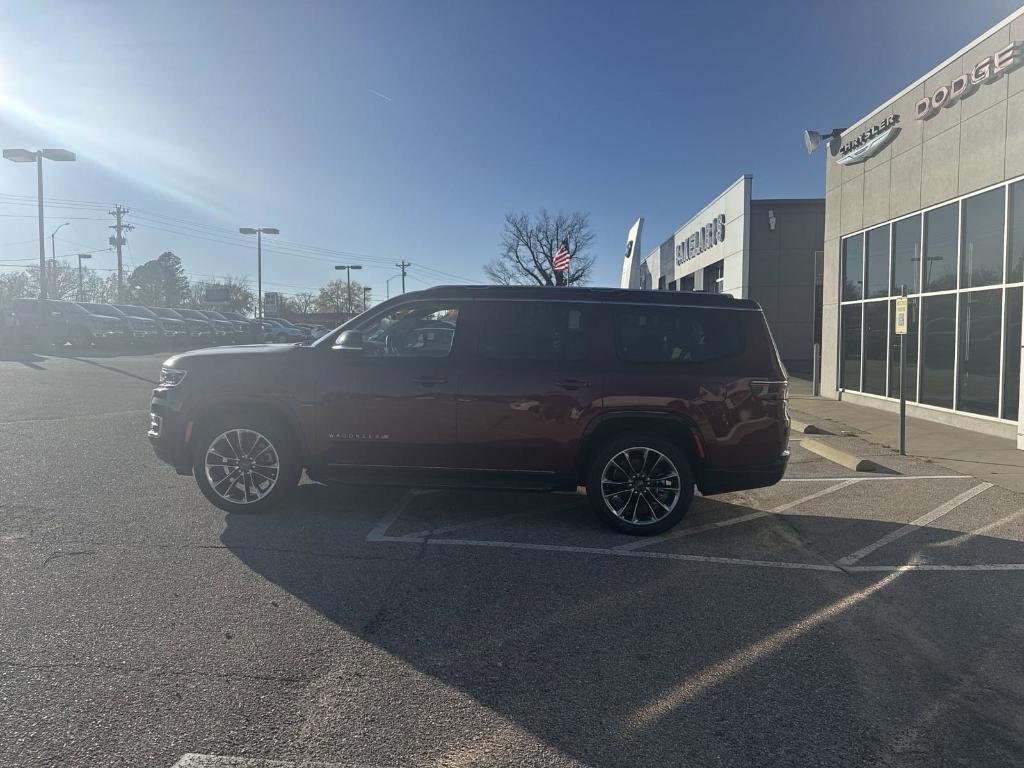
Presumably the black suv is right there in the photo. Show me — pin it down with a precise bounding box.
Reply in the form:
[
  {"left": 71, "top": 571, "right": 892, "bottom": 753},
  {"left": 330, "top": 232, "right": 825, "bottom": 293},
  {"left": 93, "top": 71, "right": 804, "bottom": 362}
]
[
  {"left": 149, "top": 286, "right": 789, "bottom": 535},
  {"left": 12, "top": 298, "right": 126, "bottom": 347}
]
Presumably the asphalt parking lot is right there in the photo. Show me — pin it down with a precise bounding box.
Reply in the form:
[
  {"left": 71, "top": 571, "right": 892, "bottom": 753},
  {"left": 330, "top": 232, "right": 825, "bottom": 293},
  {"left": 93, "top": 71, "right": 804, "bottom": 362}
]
[{"left": 2, "top": 349, "right": 1024, "bottom": 767}]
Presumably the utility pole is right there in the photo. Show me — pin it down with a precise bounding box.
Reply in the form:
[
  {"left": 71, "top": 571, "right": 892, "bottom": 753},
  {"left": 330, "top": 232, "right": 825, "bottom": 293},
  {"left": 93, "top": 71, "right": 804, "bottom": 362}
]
[
  {"left": 108, "top": 205, "right": 133, "bottom": 301},
  {"left": 362, "top": 286, "right": 371, "bottom": 311},
  {"left": 395, "top": 260, "right": 410, "bottom": 294}
]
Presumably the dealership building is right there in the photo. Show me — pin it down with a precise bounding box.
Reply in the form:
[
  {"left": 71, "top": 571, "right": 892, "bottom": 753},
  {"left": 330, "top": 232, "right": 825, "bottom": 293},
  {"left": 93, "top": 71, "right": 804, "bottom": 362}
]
[
  {"left": 819, "top": 7, "right": 1024, "bottom": 444},
  {"left": 620, "top": 175, "right": 825, "bottom": 370}
]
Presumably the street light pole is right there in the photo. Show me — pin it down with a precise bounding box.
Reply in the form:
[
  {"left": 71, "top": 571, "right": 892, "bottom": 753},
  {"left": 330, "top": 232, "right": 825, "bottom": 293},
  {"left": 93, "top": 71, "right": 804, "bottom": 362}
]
[
  {"left": 77, "top": 253, "right": 92, "bottom": 301},
  {"left": 50, "top": 222, "right": 70, "bottom": 296},
  {"left": 36, "top": 155, "right": 45, "bottom": 299},
  {"left": 4, "top": 148, "right": 76, "bottom": 304},
  {"left": 334, "top": 264, "right": 362, "bottom": 315},
  {"left": 239, "top": 226, "right": 280, "bottom": 320},
  {"left": 386, "top": 273, "right": 401, "bottom": 299}
]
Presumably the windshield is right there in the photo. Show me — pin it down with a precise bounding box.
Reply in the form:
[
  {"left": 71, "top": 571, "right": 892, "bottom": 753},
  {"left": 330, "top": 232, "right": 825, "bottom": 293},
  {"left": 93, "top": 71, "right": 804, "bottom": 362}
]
[
  {"left": 176, "top": 309, "right": 206, "bottom": 319},
  {"left": 151, "top": 308, "right": 183, "bottom": 320},
  {"left": 80, "top": 303, "right": 125, "bottom": 316},
  {"left": 203, "top": 311, "right": 227, "bottom": 320},
  {"left": 116, "top": 305, "right": 156, "bottom": 319},
  {"left": 55, "top": 302, "right": 88, "bottom": 315}
]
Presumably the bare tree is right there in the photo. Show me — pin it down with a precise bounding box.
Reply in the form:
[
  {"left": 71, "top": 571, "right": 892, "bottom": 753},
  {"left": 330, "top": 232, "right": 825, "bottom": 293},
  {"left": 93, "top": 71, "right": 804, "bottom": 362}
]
[
  {"left": 291, "top": 291, "right": 318, "bottom": 315},
  {"left": 485, "top": 209, "right": 596, "bottom": 287},
  {"left": 315, "top": 279, "right": 366, "bottom": 314}
]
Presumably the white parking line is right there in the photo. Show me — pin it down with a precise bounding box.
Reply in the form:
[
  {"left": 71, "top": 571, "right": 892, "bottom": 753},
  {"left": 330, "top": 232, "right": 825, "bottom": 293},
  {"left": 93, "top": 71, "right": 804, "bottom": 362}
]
[
  {"left": 836, "top": 482, "right": 993, "bottom": 566},
  {"left": 615, "top": 478, "right": 862, "bottom": 552},
  {"left": 781, "top": 475, "right": 965, "bottom": 482}
]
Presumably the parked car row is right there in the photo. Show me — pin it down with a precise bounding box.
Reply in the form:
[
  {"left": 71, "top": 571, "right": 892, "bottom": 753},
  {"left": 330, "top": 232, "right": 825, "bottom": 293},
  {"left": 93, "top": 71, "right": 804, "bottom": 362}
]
[{"left": 0, "top": 298, "right": 334, "bottom": 350}]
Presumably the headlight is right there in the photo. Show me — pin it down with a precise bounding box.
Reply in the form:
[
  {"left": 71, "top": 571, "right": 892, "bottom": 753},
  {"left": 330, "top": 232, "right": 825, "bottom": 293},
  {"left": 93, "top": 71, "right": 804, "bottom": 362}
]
[{"left": 159, "top": 367, "right": 187, "bottom": 387}]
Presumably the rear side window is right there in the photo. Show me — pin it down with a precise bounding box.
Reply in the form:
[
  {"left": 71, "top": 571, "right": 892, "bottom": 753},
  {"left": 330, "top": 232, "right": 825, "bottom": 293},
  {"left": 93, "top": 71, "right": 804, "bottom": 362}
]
[
  {"left": 476, "top": 301, "right": 590, "bottom": 361},
  {"left": 614, "top": 305, "right": 745, "bottom": 363}
]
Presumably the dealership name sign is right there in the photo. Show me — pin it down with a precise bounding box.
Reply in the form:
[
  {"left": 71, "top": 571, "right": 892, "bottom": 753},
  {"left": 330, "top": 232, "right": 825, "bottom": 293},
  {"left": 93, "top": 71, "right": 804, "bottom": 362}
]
[
  {"left": 916, "top": 42, "right": 1022, "bottom": 119},
  {"left": 675, "top": 214, "right": 725, "bottom": 265},
  {"left": 837, "top": 115, "right": 901, "bottom": 165}
]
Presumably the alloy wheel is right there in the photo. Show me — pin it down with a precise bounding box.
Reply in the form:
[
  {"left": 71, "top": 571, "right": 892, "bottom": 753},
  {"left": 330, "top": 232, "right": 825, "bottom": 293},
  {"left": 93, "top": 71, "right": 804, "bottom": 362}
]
[
  {"left": 600, "top": 446, "right": 681, "bottom": 525},
  {"left": 204, "top": 428, "right": 280, "bottom": 505}
]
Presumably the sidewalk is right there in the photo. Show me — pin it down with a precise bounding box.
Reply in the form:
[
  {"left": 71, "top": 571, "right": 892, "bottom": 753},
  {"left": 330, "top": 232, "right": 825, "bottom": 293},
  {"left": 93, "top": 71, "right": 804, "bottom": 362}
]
[{"left": 787, "top": 377, "right": 1024, "bottom": 493}]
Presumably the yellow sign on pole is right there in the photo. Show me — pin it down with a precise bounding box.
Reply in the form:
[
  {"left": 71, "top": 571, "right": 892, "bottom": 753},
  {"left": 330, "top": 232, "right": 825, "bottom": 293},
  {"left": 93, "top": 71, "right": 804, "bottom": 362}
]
[{"left": 894, "top": 296, "right": 908, "bottom": 335}]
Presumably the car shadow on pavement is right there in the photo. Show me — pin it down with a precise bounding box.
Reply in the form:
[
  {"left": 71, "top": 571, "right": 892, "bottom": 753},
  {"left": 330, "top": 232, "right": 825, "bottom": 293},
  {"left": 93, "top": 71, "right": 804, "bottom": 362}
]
[
  {"left": 0, "top": 348, "right": 47, "bottom": 369},
  {"left": 220, "top": 484, "right": 1024, "bottom": 767},
  {"left": 57, "top": 355, "right": 160, "bottom": 384}
]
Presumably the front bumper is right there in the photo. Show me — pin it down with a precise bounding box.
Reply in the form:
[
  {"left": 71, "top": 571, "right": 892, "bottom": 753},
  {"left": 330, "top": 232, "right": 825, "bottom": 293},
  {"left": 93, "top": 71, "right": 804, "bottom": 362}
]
[
  {"left": 697, "top": 451, "right": 790, "bottom": 496},
  {"left": 148, "top": 391, "right": 193, "bottom": 474}
]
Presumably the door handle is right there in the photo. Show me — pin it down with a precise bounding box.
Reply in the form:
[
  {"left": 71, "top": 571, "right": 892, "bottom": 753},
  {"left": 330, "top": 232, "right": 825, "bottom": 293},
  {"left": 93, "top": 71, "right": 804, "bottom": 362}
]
[
  {"left": 414, "top": 375, "right": 447, "bottom": 386},
  {"left": 555, "top": 378, "right": 591, "bottom": 391}
]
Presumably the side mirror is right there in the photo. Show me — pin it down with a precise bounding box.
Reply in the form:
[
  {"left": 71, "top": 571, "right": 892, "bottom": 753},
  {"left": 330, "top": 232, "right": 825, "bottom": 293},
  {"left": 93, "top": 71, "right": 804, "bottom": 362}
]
[
  {"left": 50, "top": 311, "right": 62, "bottom": 318},
  {"left": 333, "top": 330, "right": 364, "bottom": 355}
]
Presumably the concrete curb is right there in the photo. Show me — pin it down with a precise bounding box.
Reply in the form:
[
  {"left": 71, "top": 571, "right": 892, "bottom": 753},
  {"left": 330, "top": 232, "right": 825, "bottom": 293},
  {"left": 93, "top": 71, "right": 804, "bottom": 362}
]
[
  {"left": 801, "top": 436, "right": 897, "bottom": 474},
  {"left": 790, "top": 418, "right": 831, "bottom": 435}
]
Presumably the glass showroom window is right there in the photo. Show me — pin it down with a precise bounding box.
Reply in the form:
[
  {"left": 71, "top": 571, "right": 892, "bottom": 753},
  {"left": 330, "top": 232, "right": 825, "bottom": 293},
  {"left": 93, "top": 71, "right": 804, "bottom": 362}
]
[
  {"left": 956, "top": 289, "right": 1002, "bottom": 416},
  {"left": 920, "top": 294, "right": 956, "bottom": 408},
  {"left": 923, "top": 202, "right": 958, "bottom": 292},
  {"left": 1009, "top": 181, "right": 1024, "bottom": 283},
  {"left": 961, "top": 188, "right": 1005, "bottom": 289},
  {"left": 1004, "top": 288, "right": 1023, "bottom": 421},
  {"left": 891, "top": 214, "right": 921, "bottom": 295},
  {"left": 842, "top": 234, "right": 863, "bottom": 301},
  {"left": 863, "top": 301, "right": 888, "bottom": 395},
  {"left": 865, "top": 225, "right": 890, "bottom": 298},
  {"left": 840, "top": 180, "right": 1024, "bottom": 421},
  {"left": 840, "top": 303, "right": 862, "bottom": 391},
  {"left": 888, "top": 297, "right": 918, "bottom": 401}
]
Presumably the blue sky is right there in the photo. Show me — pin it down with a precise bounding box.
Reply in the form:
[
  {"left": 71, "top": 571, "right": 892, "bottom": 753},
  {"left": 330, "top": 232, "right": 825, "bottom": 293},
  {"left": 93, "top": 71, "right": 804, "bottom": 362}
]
[{"left": 1, "top": 0, "right": 1021, "bottom": 303}]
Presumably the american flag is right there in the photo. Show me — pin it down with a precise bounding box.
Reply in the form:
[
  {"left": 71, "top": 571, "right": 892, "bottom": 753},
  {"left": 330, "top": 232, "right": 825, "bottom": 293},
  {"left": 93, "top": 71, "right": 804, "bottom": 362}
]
[{"left": 553, "top": 239, "right": 570, "bottom": 272}]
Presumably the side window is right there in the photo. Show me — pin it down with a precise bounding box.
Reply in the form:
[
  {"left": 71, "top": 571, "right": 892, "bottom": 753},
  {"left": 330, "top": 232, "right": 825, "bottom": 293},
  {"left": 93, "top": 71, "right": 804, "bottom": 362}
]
[
  {"left": 357, "top": 302, "right": 460, "bottom": 358},
  {"left": 615, "top": 305, "right": 745, "bottom": 363},
  {"left": 476, "top": 301, "right": 590, "bottom": 361}
]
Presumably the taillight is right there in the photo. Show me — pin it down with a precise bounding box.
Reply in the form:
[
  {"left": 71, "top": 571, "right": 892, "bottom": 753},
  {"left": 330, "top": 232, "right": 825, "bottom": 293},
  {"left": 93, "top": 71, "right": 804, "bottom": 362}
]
[{"left": 750, "top": 380, "right": 788, "bottom": 401}]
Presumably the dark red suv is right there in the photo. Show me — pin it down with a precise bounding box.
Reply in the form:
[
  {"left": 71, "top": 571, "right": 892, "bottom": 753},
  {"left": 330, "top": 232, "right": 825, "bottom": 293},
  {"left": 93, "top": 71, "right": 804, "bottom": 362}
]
[{"left": 148, "top": 285, "right": 790, "bottom": 535}]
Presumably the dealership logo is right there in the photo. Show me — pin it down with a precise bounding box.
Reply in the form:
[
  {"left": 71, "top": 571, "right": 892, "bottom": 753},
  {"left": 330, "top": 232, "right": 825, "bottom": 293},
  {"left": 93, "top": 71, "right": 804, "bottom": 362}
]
[
  {"left": 676, "top": 214, "right": 725, "bottom": 265},
  {"left": 916, "top": 42, "right": 1022, "bottom": 120},
  {"left": 836, "top": 115, "right": 901, "bottom": 165},
  {"left": 623, "top": 239, "right": 634, "bottom": 260}
]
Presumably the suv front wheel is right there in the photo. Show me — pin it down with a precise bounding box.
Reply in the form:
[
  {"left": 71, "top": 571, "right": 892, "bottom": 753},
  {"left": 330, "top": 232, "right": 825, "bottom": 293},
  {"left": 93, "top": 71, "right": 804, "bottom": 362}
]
[
  {"left": 586, "top": 432, "right": 694, "bottom": 535},
  {"left": 192, "top": 414, "right": 301, "bottom": 513}
]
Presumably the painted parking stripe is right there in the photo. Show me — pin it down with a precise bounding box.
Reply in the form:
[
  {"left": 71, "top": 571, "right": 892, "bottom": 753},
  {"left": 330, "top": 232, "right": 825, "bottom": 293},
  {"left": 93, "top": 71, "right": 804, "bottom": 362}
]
[
  {"left": 781, "top": 475, "right": 965, "bottom": 482},
  {"left": 615, "top": 478, "right": 862, "bottom": 552},
  {"left": 836, "top": 482, "right": 993, "bottom": 566}
]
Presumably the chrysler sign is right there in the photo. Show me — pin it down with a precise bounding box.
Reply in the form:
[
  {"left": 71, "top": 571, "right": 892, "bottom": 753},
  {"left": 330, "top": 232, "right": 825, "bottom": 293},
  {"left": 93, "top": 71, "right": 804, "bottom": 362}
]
[
  {"left": 836, "top": 115, "right": 901, "bottom": 165},
  {"left": 676, "top": 214, "right": 725, "bottom": 265},
  {"left": 916, "top": 42, "right": 1022, "bottom": 119}
]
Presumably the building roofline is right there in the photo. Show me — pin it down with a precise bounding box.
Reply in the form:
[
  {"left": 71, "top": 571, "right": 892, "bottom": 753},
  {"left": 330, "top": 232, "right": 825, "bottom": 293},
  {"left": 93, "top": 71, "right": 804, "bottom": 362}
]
[
  {"left": 841, "top": 5, "right": 1024, "bottom": 137},
  {"left": 751, "top": 197, "right": 825, "bottom": 205}
]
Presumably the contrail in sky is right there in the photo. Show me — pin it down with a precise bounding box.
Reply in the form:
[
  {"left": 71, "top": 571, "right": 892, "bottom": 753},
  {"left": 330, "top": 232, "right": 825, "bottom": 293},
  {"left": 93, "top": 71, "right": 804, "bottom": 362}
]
[{"left": 366, "top": 88, "right": 393, "bottom": 103}]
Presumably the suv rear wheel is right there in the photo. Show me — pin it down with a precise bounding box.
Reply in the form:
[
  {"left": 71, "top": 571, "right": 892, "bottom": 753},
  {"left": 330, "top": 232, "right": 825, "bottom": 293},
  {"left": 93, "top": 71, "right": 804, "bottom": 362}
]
[
  {"left": 586, "top": 432, "right": 694, "bottom": 535},
  {"left": 192, "top": 414, "right": 301, "bottom": 513}
]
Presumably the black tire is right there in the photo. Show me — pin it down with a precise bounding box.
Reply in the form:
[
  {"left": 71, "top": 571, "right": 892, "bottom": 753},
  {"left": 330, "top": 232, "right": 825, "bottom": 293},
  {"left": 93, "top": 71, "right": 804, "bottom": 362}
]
[
  {"left": 586, "top": 431, "right": 695, "bottom": 535},
  {"left": 70, "top": 325, "right": 92, "bottom": 349},
  {"left": 192, "top": 412, "right": 301, "bottom": 514}
]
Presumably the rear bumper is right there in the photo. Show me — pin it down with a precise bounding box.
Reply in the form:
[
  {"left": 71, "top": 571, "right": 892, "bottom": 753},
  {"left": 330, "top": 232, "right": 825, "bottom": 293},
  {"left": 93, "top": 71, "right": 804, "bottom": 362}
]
[{"left": 697, "top": 452, "right": 789, "bottom": 496}]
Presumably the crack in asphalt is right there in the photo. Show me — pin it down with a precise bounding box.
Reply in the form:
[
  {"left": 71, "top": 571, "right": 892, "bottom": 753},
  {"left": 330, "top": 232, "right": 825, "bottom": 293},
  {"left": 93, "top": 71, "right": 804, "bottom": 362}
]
[{"left": 40, "top": 549, "right": 96, "bottom": 567}]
